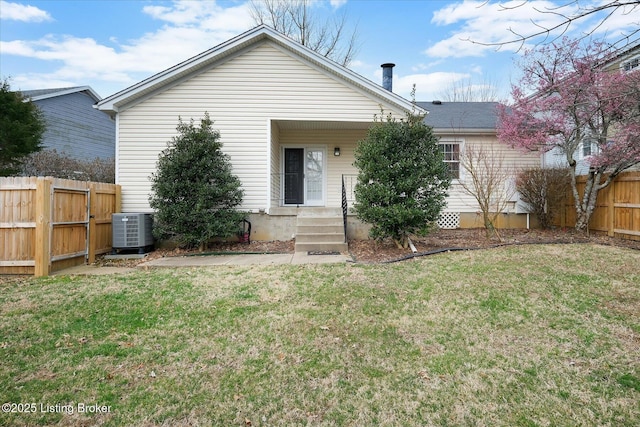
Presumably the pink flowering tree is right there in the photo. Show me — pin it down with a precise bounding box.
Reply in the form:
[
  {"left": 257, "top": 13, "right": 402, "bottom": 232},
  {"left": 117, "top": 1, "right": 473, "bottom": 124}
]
[{"left": 498, "top": 38, "right": 640, "bottom": 231}]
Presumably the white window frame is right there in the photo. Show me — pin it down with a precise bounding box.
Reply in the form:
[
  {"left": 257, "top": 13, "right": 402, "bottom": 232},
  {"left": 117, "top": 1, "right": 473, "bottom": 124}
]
[
  {"left": 621, "top": 55, "right": 640, "bottom": 73},
  {"left": 439, "top": 138, "right": 464, "bottom": 182},
  {"left": 582, "top": 138, "right": 592, "bottom": 158}
]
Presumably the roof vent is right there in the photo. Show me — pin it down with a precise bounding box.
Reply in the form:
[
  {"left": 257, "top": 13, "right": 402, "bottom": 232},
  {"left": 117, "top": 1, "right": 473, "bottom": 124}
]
[
  {"left": 432, "top": 100, "right": 442, "bottom": 105},
  {"left": 381, "top": 63, "right": 395, "bottom": 92}
]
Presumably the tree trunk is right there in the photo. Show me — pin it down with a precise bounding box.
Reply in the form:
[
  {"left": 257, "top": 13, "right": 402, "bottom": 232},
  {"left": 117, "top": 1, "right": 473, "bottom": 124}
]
[
  {"left": 483, "top": 212, "right": 493, "bottom": 238},
  {"left": 394, "top": 237, "right": 408, "bottom": 250},
  {"left": 573, "top": 171, "right": 600, "bottom": 233},
  {"left": 482, "top": 212, "right": 502, "bottom": 241}
]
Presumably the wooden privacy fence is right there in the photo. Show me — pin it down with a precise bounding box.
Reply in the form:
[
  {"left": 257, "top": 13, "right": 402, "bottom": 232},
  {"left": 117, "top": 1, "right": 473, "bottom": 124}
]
[
  {"left": 555, "top": 171, "right": 640, "bottom": 240},
  {"left": 0, "top": 177, "right": 121, "bottom": 276}
]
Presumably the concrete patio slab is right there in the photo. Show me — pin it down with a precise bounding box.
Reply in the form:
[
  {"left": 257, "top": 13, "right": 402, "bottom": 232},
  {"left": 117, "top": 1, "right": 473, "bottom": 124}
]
[{"left": 52, "top": 251, "right": 352, "bottom": 276}]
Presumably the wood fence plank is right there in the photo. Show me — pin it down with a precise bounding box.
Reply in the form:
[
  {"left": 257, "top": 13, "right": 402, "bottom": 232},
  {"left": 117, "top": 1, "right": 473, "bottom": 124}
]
[
  {"left": 2, "top": 176, "right": 120, "bottom": 276},
  {"left": 607, "top": 180, "right": 615, "bottom": 237},
  {"left": 34, "top": 178, "right": 51, "bottom": 277},
  {"left": 88, "top": 185, "right": 97, "bottom": 264}
]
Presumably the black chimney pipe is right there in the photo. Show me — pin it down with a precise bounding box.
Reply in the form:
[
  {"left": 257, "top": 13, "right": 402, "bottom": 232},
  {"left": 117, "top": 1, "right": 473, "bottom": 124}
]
[{"left": 381, "top": 63, "right": 395, "bottom": 92}]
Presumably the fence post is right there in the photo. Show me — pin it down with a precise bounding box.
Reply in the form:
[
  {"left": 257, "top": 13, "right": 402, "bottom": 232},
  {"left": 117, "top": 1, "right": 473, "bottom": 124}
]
[
  {"left": 607, "top": 178, "right": 615, "bottom": 237},
  {"left": 34, "top": 178, "right": 52, "bottom": 277},
  {"left": 88, "top": 184, "right": 97, "bottom": 264}
]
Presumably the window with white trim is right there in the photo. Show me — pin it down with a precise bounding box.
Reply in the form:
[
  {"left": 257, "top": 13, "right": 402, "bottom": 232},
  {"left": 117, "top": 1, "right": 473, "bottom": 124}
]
[
  {"left": 622, "top": 56, "right": 639, "bottom": 73},
  {"left": 582, "top": 139, "right": 592, "bottom": 157},
  {"left": 439, "top": 140, "right": 461, "bottom": 180}
]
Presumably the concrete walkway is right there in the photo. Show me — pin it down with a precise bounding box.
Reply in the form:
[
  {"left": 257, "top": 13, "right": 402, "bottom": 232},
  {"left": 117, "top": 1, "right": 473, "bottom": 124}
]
[
  {"left": 139, "top": 252, "right": 351, "bottom": 267},
  {"left": 54, "top": 252, "right": 351, "bottom": 276}
]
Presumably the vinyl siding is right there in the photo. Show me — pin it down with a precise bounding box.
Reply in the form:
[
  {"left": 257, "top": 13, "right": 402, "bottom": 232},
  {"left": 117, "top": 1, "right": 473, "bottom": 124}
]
[
  {"left": 118, "top": 41, "right": 404, "bottom": 212},
  {"left": 270, "top": 121, "right": 281, "bottom": 209},
  {"left": 443, "top": 135, "right": 541, "bottom": 212},
  {"left": 36, "top": 92, "right": 115, "bottom": 161}
]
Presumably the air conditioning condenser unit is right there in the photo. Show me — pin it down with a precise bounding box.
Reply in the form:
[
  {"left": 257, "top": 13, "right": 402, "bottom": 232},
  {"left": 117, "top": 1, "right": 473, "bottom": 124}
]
[{"left": 112, "top": 213, "right": 154, "bottom": 253}]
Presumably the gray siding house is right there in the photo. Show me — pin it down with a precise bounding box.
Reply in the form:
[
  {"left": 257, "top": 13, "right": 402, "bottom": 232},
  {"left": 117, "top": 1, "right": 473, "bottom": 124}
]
[{"left": 22, "top": 86, "right": 115, "bottom": 161}]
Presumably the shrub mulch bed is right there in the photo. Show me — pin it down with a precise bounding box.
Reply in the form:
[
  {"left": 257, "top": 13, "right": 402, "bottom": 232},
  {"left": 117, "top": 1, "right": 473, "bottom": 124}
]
[
  {"left": 93, "top": 228, "right": 640, "bottom": 267},
  {"left": 348, "top": 228, "right": 640, "bottom": 263}
]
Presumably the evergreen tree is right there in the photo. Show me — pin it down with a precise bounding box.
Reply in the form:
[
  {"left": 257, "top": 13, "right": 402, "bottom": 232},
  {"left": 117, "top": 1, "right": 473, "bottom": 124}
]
[
  {"left": 149, "top": 113, "right": 246, "bottom": 249},
  {"left": 353, "top": 110, "right": 450, "bottom": 249},
  {"left": 0, "top": 80, "right": 45, "bottom": 176}
]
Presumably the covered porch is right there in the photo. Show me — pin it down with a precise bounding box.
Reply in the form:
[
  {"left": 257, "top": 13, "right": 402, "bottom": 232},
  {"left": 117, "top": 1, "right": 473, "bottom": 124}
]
[
  {"left": 245, "top": 119, "right": 369, "bottom": 245},
  {"left": 267, "top": 119, "right": 367, "bottom": 212}
]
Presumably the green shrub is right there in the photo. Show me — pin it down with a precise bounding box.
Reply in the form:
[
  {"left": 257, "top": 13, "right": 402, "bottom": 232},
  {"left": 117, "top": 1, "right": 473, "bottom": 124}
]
[
  {"left": 0, "top": 80, "right": 45, "bottom": 175},
  {"left": 149, "top": 113, "right": 246, "bottom": 249},
  {"left": 353, "top": 110, "right": 450, "bottom": 248}
]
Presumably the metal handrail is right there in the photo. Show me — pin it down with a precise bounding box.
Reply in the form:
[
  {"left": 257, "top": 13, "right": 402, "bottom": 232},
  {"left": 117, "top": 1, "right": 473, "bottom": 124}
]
[
  {"left": 342, "top": 174, "right": 358, "bottom": 203},
  {"left": 341, "top": 175, "right": 348, "bottom": 242}
]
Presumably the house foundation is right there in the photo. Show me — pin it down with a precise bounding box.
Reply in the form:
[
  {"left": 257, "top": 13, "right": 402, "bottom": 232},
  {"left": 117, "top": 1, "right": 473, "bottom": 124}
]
[{"left": 247, "top": 211, "right": 538, "bottom": 242}]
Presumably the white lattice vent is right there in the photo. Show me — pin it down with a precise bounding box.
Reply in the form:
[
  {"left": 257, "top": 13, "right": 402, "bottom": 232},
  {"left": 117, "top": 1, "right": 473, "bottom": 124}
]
[{"left": 438, "top": 212, "right": 460, "bottom": 229}]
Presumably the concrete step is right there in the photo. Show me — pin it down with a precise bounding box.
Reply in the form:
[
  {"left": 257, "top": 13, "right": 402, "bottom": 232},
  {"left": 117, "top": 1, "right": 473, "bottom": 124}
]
[
  {"left": 296, "top": 224, "right": 344, "bottom": 234},
  {"left": 294, "top": 241, "right": 349, "bottom": 253},
  {"left": 295, "top": 232, "right": 345, "bottom": 243},
  {"left": 296, "top": 207, "right": 343, "bottom": 217},
  {"left": 296, "top": 216, "right": 344, "bottom": 227},
  {"left": 294, "top": 208, "right": 347, "bottom": 254}
]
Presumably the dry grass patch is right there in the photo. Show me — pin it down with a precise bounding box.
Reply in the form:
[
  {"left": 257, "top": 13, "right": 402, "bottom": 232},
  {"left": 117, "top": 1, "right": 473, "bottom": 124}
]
[{"left": 0, "top": 244, "right": 638, "bottom": 426}]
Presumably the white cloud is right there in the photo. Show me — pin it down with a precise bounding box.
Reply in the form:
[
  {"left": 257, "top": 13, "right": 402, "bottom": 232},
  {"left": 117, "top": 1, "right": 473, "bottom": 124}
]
[
  {"left": 352, "top": 61, "right": 472, "bottom": 100},
  {"left": 330, "top": 0, "right": 348, "bottom": 9},
  {"left": 1, "top": 0, "right": 254, "bottom": 94},
  {"left": 424, "top": 0, "right": 640, "bottom": 58},
  {"left": 585, "top": 2, "right": 640, "bottom": 41},
  {"left": 0, "top": 1, "right": 52, "bottom": 22},
  {"left": 411, "top": 61, "right": 444, "bottom": 72},
  {"left": 394, "top": 71, "right": 470, "bottom": 100},
  {"left": 143, "top": 0, "right": 225, "bottom": 26}
]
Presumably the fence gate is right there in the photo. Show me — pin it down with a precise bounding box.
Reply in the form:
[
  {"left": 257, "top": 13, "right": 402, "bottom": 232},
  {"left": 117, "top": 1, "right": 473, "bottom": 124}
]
[{"left": 49, "top": 185, "right": 90, "bottom": 271}]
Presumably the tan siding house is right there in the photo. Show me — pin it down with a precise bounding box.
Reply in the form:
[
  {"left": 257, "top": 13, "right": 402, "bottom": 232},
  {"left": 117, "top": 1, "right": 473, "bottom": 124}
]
[
  {"left": 98, "top": 26, "right": 539, "bottom": 244},
  {"left": 419, "top": 101, "right": 541, "bottom": 229}
]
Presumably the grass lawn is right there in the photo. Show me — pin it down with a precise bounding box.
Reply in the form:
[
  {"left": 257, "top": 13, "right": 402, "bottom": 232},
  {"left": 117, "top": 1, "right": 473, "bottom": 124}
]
[{"left": 1, "top": 244, "right": 639, "bottom": 426}]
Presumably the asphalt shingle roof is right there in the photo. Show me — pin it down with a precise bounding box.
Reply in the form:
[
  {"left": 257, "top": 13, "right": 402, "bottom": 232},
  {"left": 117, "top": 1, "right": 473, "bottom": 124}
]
[
  {"left": 20, "top": 87, "right": 80, "bottom": 98},
  {"left": 417, "top": 101, "right": 499, "bottom": 130}
]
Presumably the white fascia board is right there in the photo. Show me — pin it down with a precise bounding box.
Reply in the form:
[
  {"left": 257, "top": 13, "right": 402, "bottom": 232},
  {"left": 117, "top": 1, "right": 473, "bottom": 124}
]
[{"left": 28, "top": 86, "right": 101, "bottom": 103}]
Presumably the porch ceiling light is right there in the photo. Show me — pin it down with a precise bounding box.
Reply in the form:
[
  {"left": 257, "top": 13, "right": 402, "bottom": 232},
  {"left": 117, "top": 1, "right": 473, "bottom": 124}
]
[{"left": 334, "top": 147, "right": 340, "bottom": 156}]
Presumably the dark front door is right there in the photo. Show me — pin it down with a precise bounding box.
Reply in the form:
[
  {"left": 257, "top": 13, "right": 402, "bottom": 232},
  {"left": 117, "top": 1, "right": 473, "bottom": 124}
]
[{"left": 284, "top": 148, "right": 304, "bottom": 205}]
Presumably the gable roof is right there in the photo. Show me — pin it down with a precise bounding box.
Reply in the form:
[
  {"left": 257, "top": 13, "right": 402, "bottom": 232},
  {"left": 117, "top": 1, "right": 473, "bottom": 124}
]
[
  {"left": 418, "top": 101, "right": 498, "bottom": 133},
  {"left": 21, "top": 86, "right": 102, "bottom": 103},
  {"left": 97, "top": 25, "right": 420, "bottom": 115}
]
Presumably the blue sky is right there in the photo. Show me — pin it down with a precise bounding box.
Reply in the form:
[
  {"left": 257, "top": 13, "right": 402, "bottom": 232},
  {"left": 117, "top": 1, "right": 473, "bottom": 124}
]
[{"left": 1, "top": 0, "right": 638, "bottom": 101}]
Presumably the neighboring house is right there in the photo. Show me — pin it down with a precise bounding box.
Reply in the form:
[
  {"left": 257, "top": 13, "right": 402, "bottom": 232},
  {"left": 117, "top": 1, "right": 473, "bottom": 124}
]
[
  {"left": 541, "top": 42, "right": 640, "bottom": 174},
  {"left": 97, "top": 25, "right": 537, "bottom": 246},
  {"left": 21, "top": 86, "right": 115, "bottom": 161}
]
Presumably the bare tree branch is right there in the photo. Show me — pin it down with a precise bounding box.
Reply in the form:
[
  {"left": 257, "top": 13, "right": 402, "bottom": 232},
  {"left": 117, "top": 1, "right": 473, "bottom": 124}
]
[
  {"left": 466, "top": 1, "right": 640, "bottom": 51},
  {"left": 458, "top": 144, "right": 515, "bottom": 240},
  {"left": 249, "top": 0, "right": 359, "bottom": 66},
  {"left": 438, "top": 77, "right": 502, "bottom": 102}
]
